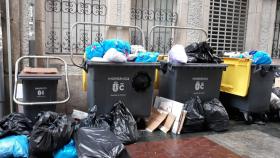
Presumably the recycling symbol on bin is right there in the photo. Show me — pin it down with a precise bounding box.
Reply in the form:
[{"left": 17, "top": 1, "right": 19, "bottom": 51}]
[{"left": 112, "top": 81, "right": 125, "bottom": 92}]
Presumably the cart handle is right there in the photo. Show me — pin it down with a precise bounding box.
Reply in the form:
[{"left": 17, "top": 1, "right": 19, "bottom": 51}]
[
  {"left": 13, "top": 56, "right": 70, "bottom": 105},
  {"left": 70, "top": 22, "right": 145, "bottom": 68},
  {"left": 148, "top": 25, "right": 208, "bottom": 51}
]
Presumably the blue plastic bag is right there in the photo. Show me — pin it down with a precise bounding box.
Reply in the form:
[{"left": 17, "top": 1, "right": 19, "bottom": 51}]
[
  {"left": 0, "top": 135, "right": 29, "bottom": 158},
  {"left": 85, "top": 42, "right": 105, "bottom": 60},
  {"left": 135, "top": 52, "right": 159, "bottom": 63},
  {"left": 249, "top": 50, "right": 272, "bottom": 65},
  {"left": 54, "top": 139, "right": 77, "bottom": 158},
  {"left": 102, "top": 39, "right": 131, "bottom": 55}
]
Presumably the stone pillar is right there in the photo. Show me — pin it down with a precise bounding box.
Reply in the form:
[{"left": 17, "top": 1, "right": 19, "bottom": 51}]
[
  {"left": 175, "top": 0, "right": 210, "bottom": 45},
  {"left": 34, "top": 0, "right": 45, "bottom": 57},
  {"left": 20, "top": 0, "right": 30, "bottom": 63},
  {"left": 245, "top": 0, "right": 277, "bottom": 54},
  {"left": 105, "top": 0, "right": 131, "bottom": 41}
]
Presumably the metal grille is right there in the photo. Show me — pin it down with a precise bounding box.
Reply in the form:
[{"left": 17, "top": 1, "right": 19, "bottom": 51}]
[
  {"left": 130, "top": 0, "right": 178, "bottom": 53},
  {"left": 208, "top": 0, "right": 248, "bottom": 54},
  {"left": 45, "top": 0, "right": 107, "bottom": 54},
  {"left": 272, "top": 0, "right": 280, "bottom": 58}
]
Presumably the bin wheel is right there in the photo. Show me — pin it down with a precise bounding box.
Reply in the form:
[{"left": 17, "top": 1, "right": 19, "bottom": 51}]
[
  {"left": 243, "top": 112, "right": 253, "bottom": 124},
  {"left": 261, "top": 114, "right": 268, "bottom": 122}
]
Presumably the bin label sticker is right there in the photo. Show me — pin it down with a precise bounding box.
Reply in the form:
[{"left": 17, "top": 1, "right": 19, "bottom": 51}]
[
  {"left": 108, "top": 77, "right": 129, "bottom": 97},
  {"left": 192, "top": 77, "right": 208, "bottom": 95},
  {"left": 35, "top": 87, "right": 47, "bottom": 98}
]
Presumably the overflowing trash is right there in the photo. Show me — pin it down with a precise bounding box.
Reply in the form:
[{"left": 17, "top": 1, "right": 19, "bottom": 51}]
[
  {"left": 0, "top": 113, "right": 33, "bottom": 138},
  {"left": 74, "top": 127, "right": 125, "bottom": 158},
  {"left": 168, "top": 44, "right": 188, "bottom": 64},
  {"left": 85, "top": 39, "right": 159, "bottom": 63},
  {"left": 29, "top": 111, "right": 74, "bottom": 155},
  {"left": 223, "top": 50, "right": 272, "bottom": 65},
  {"left": 54, "top": 139, "right": 77, "bottom": 158},
  {"left": 0, "top": 135, "right": 29, "bottom": 158},
  {"left": 184, "top": 42, "right": 222, "bottom": 63}
]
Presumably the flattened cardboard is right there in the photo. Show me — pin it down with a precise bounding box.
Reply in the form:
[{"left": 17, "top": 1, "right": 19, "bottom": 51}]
[
  {"left": 275, "top": 78, "right": 280, "bottom": 88},
  {"left": 146, "top": 108, "right": 168, "bottom": 132},
  {"left": 160, "top": 113, "right": 176, "bottom": 133}
]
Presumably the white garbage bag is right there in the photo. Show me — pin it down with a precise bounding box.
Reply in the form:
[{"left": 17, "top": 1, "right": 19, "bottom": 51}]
[
  {"left": 103, "top": 48, "right": 127, "bottom": 63},
  {"left": 168, "top": 45, "right": 188, "bottom": 64}
]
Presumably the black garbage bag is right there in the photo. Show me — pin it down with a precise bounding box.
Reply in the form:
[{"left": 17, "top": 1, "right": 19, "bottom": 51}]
[
  {"left": 272, "top": 87, "right": 280, "bottom": 98},
  {"left": 203, "top": 98, "right": 229, "bottom": 132},
  {"left": 109, "top": 101, "right": 138, "bottom": 144},
  {"left": 79, "top": 105, "right": 98, "bottom": 128},
  {"left": 74, "top": 127, "right": 125, "bottom": 158},
  {"left": 185, "top": 42, "right": 222, "bottom": 63},
  {"left": 29, "top": 111, "right": 74, "bottom": 155},
  {"left": 79, "top": 105, "right": 111, "bottom": 131},
  {"left": 0, "top": 113, "right": 33, "bottom": 138},
  {"left": 182, "top": 96, "right": 206, "bottom": 132}
]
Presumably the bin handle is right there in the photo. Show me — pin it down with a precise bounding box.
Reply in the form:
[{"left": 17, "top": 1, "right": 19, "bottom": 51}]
[
  {"left": 220, "top": 84, "right": 234, "bottom": 90},
  {"left": 13, "top": 56, "right": 70, "bottom": 105},
  {"left": 148, "top": 25, "right": 208, "bottom": 51},
  {"left": 70, "top": 22, "right": 145, "bottom": 69}
]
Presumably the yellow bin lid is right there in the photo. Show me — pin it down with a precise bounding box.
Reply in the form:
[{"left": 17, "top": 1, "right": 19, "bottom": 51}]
[{"left": 220, "top": 58, "right": 252, "bottom": 97}]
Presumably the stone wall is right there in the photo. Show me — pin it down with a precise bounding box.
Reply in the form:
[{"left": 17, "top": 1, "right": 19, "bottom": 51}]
[{"left": 245, "top": 0, "right": 277, "bottom": 54}]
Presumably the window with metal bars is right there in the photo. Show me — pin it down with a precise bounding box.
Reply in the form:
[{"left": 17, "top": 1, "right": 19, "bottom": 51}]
[
  {"left": 272, "top": 0, "right": 280, "bottom": 58},
  {"left": 208, "top": 0, "right": 248, "bottom": 54}
]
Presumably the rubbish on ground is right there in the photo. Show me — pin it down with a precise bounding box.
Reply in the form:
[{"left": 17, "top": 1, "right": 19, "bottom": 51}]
[
  {"left": 29, "top": 111, "right": 74, "bottom": 155},
  {"left": 146, "top": 108, "right": 168, "bottom": 132},
  {"left": 249, "top": 50, "right": 272, "bottom": 65},
  {"left": 154, "top": 96, "right": 185, "bottom": 134},
  {"left": 177, "top": 110, "right": 187, "bottom": 134},
  {"left": 182, "top": 96, "right": 206, "bottom": 132},
  {"left": 71, "top": 109, "right": 88, "bottom": 120},
  {"left": 185, "top": 42, "right": 222, "bottom": 63},
  {"left": 275, "top": 78, "right": 280, "bottom": 88},
  {"left": 74, "top": 127, "right": 125, "bottom": 158},
  {"left": 270, "top": 93, "right": 280, "bottom": 111},
  {"left": 135, "top": 52, "right": 159, "bottom": 63},
  {"left": 109, "top": 101, "right": 139, "bottom": 144},
  {"left": 272, "top": 87, "right": 280, "bottom": 98},
  {"left": 54, "top": 139, "right": 77, "bottom": 158},
  {"left": 103, "top": 48, "right": 127, "bottom": 63},
  {"left": 0, "top": 113, "right": 33, "bottom": 138},
  {"left": 0, "top": 135, "right": 29, "bottom": 158},
  {"left": 168, "top": 44, "right": 188, "bottom": 64},
  {"left": 159, "top": 113, "right": 176, "bottom": 133},
  {"left": 79, "top": 105, "right": 98, "bottom": 128},
  {"left": 203, "top": 98, "right": 229, "bottom": 132}
]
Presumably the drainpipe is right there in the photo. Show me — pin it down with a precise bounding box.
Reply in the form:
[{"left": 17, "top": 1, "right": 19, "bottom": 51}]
[{"left": 5, "top": 0, "right": 13, "bottom": 113}]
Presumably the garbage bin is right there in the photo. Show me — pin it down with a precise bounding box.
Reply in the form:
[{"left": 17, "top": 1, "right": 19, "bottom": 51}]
[
  {"left": 18, "top": 68, "right": 61, "bottom": 120},
  {"left": 219, "top": 58, "right": 276, "bottom": 122},
  {"left": 13, "top": 56, "right": 70, "bottom": 122},
  {"left": 87, "top": 62, "right": 159, "bottom": 117},
  {"left": 159, "top": 63, "right": 227, "bottom": 103}
]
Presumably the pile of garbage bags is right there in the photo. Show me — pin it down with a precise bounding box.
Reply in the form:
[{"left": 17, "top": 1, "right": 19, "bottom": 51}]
[
  {"left": 168, "top": 42, "right": 222, "bottom": 64},
  {"left": 182, "top": 96, "right": 229, "bottom": 132},
  {"left": 85, "top": 39, "right": 159, "bottom": 63},
  {"left": 0, "top": 101, "right": 138, "bottom": 158}
]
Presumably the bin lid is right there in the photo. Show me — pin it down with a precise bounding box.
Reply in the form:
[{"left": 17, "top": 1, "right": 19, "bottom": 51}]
[
  {"left": 86, "top": 61, "right": 160, "bottom": 68},
  {"left": 220, "top": 58, "right": 251, "bottom": 97},
  {"left": 18, "top": 67, "right": 62, "bottom": 80}
]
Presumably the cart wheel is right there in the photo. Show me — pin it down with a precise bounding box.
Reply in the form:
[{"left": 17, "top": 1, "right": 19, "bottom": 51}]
[{"left": 243, "top": 112, "right": 253, "bottom": 124}]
